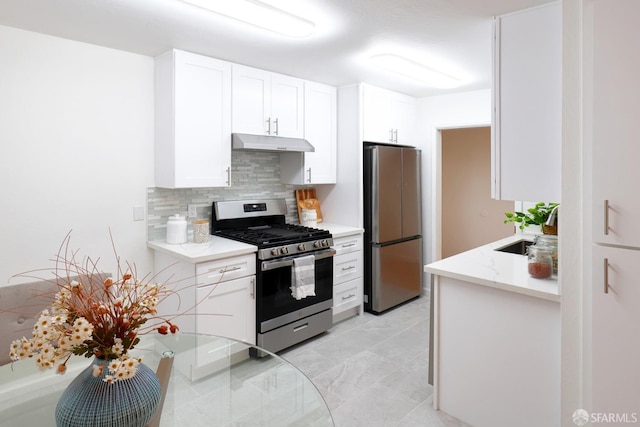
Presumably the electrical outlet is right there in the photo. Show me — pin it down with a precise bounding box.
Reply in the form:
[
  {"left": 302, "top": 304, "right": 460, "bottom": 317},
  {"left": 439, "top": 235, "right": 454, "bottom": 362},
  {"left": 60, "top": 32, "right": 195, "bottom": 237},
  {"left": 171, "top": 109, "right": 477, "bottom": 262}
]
[
  {"left": 133, "top": 206, "right": 145, "bottom": 221},
  {"left": 188, "top": 204, "right": 198, "bottom": 218}
]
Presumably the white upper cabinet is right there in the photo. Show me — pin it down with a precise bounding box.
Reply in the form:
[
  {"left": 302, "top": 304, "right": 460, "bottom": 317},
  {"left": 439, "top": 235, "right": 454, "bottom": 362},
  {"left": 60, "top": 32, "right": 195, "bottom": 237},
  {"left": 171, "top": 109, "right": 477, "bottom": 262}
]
[
  {"left": 590, "top": 0, "right": 640, "bottom": 246},
  {"left": 362, "top": 84, "right": 416, "bottom": 145},
  {"left": 232, "top": 64, "right": 304, "bottom": 138},
  {"left": 281, "top": 81, "right": 337, "bottom": 184},
  {"left": 154, "top": 49, "right": 232, "bottom": 188},
  {"left": 492, "top": 2, "right": 561, "bottom": 202}
]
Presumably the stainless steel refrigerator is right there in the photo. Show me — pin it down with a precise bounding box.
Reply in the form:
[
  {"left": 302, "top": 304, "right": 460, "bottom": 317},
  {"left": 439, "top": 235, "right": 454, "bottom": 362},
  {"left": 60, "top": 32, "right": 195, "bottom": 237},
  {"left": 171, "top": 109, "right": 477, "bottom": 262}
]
[{"left": 363, "top": 143, "right": 423, "bottom": 314}]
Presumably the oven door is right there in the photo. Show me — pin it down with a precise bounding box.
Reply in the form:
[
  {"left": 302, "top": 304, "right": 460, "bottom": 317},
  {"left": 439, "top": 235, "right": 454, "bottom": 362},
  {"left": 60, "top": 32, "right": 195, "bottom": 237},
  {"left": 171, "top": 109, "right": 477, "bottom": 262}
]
[{"left": 257, "top": 248, "right": 335, "bottom": 333}]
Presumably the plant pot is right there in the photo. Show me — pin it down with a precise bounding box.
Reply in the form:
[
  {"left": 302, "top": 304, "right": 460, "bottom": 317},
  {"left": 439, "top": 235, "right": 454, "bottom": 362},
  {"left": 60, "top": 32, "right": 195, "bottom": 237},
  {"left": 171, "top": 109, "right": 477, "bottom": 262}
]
[
  {"left": 542, "top": 224, "right": 558, "bottom": 235},
  {"left": 55, "top": 357, "right": 161, "bottom": 427}
]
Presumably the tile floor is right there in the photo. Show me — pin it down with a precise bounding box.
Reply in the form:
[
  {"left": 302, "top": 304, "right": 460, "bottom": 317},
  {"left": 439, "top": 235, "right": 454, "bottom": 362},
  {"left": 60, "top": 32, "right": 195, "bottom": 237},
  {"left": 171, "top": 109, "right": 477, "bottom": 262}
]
[{"left": 278, "top": 295, "right": 473, "bottom": 427}]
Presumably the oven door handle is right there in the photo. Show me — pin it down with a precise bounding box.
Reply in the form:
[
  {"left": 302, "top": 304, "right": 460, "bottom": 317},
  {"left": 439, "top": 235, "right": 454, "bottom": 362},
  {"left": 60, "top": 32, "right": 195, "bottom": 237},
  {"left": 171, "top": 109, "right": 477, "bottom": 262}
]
[{"left": 261, "top": 249, "right": 336, "bottom": 271}]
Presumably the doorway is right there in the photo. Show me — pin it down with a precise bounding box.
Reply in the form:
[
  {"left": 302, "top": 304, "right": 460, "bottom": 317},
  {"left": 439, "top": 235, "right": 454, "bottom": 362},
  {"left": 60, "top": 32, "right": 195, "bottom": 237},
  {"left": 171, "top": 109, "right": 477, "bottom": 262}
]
[{"left": 440, "top": 127, "right": 513, "bottom": 258}]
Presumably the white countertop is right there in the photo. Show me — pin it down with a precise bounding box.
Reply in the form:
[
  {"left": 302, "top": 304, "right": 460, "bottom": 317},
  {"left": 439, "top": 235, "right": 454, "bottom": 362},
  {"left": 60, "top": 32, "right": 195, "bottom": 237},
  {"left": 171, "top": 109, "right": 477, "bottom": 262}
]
[
  {"left": 424, "top": 234, "right": 560, "bottom": 302},
  {"left": 147, "top": 223, "right": 362, "bottom": 263},
  {"left": 147, "top": 236, "right": 257, "bottom": 263},
  {"left": 315, "top": 222, "right": 364, "bottom": 239}
]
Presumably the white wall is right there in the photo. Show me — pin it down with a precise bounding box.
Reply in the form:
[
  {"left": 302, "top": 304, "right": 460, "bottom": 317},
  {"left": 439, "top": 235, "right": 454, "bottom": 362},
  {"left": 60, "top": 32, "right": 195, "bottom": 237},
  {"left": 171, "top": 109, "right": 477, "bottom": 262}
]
[
  {"left": 0, "top": 25, "right": 155, "bottom": 284},
  {"left": 415, "top": 89, "right": 493, "bottom": 265}
]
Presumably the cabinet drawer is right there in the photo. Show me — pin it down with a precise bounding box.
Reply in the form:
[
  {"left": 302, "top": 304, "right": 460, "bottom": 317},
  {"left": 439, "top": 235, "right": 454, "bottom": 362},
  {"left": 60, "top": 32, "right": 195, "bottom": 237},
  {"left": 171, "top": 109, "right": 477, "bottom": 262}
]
[
  {"left": 332, "top": 234, "right": 363, "bottom": 256},
  {"left": 334, "top": 250, "right": 363, "bottom": 285},
  {"left": 333, "top": 278, "right": 362, "bottom": 313},
  {"left": 195, "top": 254, "right": 256, "bottom": 285}
]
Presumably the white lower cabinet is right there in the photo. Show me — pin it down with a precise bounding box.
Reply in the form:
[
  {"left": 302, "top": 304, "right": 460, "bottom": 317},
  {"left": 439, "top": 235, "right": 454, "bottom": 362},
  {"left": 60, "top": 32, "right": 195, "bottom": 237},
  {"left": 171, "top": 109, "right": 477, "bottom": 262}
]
[
  {"left": 592, "top": 245, "right": 640, "bottom": 416},
  {"left": 195, "top": 275, "right": 255, "bottom": 345},
  {"left": 153, "top": 251, "right": 256, "bottom": 345},
  {"left": 435, "top": 275, "right": 560, "bottom": 427},
  {"left": 332, "top": 233, "right": 364, "bottom": 322}
]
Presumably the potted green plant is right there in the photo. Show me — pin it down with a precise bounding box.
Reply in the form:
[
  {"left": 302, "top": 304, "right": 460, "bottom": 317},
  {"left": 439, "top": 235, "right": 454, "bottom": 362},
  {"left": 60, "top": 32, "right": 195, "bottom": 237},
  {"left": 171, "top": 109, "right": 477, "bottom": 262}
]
[{"left": 504, "top": 202, "right": 559, "bottom": 235}]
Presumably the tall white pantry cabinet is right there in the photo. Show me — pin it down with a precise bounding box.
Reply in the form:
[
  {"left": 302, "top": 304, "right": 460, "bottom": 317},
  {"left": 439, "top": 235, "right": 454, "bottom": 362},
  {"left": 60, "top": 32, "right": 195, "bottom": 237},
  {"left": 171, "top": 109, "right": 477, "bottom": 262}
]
[{"left": 587, "top": 0, "right": 640, "bottom": 416}]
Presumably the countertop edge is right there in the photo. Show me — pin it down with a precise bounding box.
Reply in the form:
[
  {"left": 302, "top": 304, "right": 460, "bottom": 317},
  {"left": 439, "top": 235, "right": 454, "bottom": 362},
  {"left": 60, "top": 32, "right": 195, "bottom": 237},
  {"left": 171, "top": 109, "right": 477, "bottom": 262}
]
[
  {"left": 316, "top": 222, "right": 364, "bottom": 239},
  {"left": 424, "top": 234, "right": 561, "bottom": 303},
  {"left": 424, "top": 265, "right": 561, "bottom": 303},
  {"left": 147, "top": 238, "right": 257, "bottom": 263}
]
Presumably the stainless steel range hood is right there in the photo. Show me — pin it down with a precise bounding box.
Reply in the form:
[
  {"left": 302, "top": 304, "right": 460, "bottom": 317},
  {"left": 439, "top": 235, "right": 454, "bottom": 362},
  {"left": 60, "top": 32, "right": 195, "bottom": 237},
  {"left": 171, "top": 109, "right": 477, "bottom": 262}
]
[{"left": 232, "top": 133, "right": 314, "bottom": 153}]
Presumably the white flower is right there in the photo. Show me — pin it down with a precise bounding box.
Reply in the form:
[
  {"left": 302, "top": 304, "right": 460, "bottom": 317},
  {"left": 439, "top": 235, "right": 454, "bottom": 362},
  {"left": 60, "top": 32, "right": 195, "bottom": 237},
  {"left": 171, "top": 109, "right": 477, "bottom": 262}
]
[
  {"left": 122, "top": 357, "right": 139, "bottom": 371},
  {"left": 72, "top": 317, "right": 94, "bottom": 341},
  {"left": 108, "top": 360, "right": 121, "bottom": 372},
  {"left": 111, "top": 340, "right": 124, "bottom": 356},
  {"left": 51, "top": 313, "right": 67, "bottom": 324},
  {"left": 92, "top": 364, "right": 103, "bottom": 377}
]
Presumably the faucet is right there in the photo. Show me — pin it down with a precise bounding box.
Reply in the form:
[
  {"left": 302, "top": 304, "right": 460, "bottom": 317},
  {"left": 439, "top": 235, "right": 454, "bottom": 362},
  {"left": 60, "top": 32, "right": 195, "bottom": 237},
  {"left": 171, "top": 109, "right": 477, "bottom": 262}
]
[{"left": 545, "top": 205, "right": 559, "bottom": 226}]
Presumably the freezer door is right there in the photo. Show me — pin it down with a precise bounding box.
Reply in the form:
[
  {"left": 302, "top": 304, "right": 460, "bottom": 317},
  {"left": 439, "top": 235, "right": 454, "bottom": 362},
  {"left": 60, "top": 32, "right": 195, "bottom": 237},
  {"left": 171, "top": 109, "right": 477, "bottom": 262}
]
[
  {"left": 370, "top": 237, "right": 422, "bottom": 313},
  {"left": 402, "top": 148, "right": 422, "bottom": 238}
]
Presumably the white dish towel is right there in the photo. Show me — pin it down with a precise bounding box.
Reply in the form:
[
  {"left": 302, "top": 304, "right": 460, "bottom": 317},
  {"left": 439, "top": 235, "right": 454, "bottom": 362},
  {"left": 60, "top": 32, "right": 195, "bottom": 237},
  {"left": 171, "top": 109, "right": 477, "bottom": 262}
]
[{"left": 291, "top": 254, "right": 316, "bottom": 300}]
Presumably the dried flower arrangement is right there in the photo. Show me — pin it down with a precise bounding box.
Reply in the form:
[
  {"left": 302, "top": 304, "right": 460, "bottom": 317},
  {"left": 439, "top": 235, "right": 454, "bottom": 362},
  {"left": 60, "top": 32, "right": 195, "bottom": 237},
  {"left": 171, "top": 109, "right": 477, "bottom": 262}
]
[{"left": 8, "top": 231, "right": 179, "bottom": 383}]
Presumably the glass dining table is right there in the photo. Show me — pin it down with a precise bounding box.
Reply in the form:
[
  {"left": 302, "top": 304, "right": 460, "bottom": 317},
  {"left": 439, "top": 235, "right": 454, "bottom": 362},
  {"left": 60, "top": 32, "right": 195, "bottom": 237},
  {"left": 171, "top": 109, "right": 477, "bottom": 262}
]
[{"left": 0, "top": 333, "right": 334, "bottom": 426}]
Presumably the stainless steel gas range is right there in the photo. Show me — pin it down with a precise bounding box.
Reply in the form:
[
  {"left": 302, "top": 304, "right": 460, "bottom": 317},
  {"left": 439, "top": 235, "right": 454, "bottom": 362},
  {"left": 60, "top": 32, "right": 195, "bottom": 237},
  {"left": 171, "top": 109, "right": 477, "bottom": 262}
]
[{"left": 211, "top": 199, "right": 335, "bottom": 354}]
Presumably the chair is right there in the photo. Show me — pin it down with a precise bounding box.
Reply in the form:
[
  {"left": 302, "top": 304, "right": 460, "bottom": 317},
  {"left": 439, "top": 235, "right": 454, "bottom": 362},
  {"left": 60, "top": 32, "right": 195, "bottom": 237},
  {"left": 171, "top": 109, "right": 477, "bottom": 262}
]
[
  {"left": 0, "top": 280, "right": 59, "bottom": 366},
  {"left": 146, "top": 350, "right": 174, "bottom": 427}
]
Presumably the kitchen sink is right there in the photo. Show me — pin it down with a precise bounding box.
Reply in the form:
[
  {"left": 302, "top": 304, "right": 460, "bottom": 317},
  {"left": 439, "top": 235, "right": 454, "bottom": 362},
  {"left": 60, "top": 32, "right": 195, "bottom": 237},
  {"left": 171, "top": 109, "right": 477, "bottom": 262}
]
[{"left": 494, "top": 239, "right": 533, "bottom": 255}]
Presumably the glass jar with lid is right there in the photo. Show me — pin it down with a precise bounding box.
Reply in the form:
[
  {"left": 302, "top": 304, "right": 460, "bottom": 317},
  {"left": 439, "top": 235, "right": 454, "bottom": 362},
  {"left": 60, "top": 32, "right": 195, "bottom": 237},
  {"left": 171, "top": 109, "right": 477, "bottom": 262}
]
[
  {"left": 527, "top": 245, "right": 554, "bottom": 279},
  {"left": 534, "top": 234, "right": 558, "bottom": 275}
]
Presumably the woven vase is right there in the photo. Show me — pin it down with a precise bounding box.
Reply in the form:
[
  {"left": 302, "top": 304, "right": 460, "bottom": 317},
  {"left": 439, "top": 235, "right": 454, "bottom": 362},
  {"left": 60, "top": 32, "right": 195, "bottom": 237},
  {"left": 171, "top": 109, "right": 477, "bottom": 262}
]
[{"left": 55, "top": 357, "right": 161, "bottom": 427}]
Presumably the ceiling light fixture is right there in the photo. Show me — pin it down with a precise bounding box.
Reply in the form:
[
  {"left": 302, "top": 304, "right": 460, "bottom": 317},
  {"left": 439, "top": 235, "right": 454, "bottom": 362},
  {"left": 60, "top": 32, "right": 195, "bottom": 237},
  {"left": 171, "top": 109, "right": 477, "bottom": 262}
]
[
  {"left": 182, "top": 0, "right": 315, "bottom": 38},
  {"left": 370, "top": 54, "right": 461, "bottom": 89}
]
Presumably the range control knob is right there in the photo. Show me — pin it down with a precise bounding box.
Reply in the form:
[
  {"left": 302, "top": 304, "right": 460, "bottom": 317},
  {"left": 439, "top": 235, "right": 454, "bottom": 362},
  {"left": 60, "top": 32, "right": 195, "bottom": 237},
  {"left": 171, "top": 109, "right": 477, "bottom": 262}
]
[
  {"left": 298, "top": 243, "right": 306, "bottom": 251},
  {"left": 313, "top": 241, "right": 321, "bottom": 248},
  {"left": 271, "top": 248, "right": 279, "bottom": 256},
  {"left": 280, "top": 247, "right": 289, "bottom": 255},
  {"left": 321, "top": 239, "right": 328, "bottom": 247}
]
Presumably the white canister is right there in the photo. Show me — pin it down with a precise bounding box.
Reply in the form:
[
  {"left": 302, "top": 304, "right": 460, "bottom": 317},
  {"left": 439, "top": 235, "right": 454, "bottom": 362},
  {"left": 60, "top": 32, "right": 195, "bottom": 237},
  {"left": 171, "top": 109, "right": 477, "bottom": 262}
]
[
  {"left": 166, "top": 214, "right": 187, "bottom": 244},
  {"left": 301, "top": 209, "right": 318, "bottom": 227}
]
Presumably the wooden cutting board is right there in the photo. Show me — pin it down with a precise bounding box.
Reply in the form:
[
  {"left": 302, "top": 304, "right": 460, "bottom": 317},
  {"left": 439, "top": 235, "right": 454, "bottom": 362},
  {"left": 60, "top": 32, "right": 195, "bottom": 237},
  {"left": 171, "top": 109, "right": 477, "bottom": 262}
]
[{"left": 295, "top": 188, "right": 323, "bottom": 223}]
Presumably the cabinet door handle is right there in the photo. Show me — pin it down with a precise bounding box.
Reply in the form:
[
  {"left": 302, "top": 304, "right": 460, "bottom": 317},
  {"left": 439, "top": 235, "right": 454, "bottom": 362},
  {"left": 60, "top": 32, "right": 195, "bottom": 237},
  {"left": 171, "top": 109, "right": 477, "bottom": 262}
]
[
  {"left": 274, "top": 118, "right": 279, "bottom": 135},
  {"left": 341, "top": 243, "right": 356, "bottom": 248},
  {"left": 266, "top": 117, "right": 271, "bottom": 135},
  {"left": 389, "top": 129, "right": 394, "bottom": 142},
  {"left": 251, "top": 278, "right": 255, "bottom": 299},
  {"left": 307, "top": 168, "right": 311, "bottom": 183},
  {"left": 604, "top": 199, "right": 610, "bottom": 235},
  {"left": 341, "top": 265, "right": 356, "bottom": 271},
  {"left": 342, "top": 293, "right": 355, "bottom": 300},
  {"left": 604, "top": 258, "right": 609, "bottom": 294},
  {"left": 393, "top": 129, "right": 398, "bottom": 143},
  {"left": 226, "top": 166, "right": 231, "bottom": 185}
]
